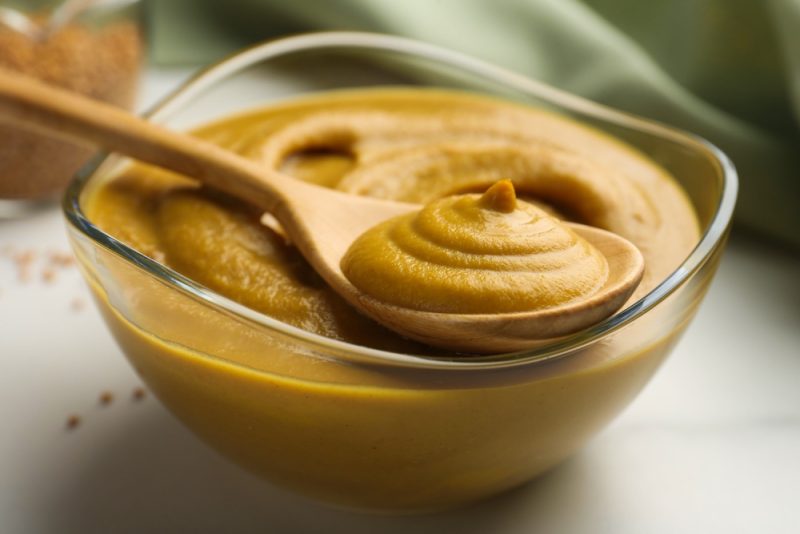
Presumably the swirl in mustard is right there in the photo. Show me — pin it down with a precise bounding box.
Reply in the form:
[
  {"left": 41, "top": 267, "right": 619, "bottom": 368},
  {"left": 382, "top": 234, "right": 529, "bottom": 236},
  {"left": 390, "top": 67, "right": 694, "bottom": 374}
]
[{"left": 341, "top": 180, "right": 609, "bottom": 314}]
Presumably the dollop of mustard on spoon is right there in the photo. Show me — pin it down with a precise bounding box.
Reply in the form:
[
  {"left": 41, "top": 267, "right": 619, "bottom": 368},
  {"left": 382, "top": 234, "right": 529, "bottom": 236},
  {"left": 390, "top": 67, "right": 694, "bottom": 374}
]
[{"left": 342, "top": 180, "right": 610, "bottom": 314}]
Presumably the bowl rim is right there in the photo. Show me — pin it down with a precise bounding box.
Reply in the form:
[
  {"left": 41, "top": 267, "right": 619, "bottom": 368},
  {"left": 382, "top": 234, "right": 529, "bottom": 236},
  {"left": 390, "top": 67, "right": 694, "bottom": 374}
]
[{"left": 62, "top": 31, "right": 738, "bottom": 371}]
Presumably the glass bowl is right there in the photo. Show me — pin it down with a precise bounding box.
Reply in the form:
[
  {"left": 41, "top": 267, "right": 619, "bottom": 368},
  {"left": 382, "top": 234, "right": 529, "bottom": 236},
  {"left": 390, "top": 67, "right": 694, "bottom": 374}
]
[
  {"left": 62, "top": 32, "right": 736, "bottom": 512},
  {"left": 0, "top": 0, "right": 144, "bottom": 212}
]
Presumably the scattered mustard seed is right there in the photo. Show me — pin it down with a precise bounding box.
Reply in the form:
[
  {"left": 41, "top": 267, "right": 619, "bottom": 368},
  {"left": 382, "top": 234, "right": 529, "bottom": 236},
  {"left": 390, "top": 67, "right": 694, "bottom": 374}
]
[
  {"left": 99, "top": 391, "right": 114, "bottom": 406},
  {"left": 65, "top": 414, "right": 81, "bottom": 431}
]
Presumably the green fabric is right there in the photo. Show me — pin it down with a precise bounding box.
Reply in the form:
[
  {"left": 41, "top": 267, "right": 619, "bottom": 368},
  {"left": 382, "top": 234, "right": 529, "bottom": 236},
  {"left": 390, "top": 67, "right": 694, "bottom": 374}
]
[{"left": 149, "top": 0, "right": 800, "bottom": 247}]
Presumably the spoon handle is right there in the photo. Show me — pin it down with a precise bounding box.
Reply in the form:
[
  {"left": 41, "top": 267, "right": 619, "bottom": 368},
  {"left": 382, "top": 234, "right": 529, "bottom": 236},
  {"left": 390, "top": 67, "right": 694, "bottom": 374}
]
[{"left": 0, "top": 68, "right": 292, "bottom": 211}]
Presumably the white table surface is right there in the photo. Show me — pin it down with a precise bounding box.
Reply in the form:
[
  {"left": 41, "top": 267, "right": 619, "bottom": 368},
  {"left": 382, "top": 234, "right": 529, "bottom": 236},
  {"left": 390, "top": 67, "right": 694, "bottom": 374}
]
[{"left": 1, "top": 68, "right": 799, "bottom": 534}]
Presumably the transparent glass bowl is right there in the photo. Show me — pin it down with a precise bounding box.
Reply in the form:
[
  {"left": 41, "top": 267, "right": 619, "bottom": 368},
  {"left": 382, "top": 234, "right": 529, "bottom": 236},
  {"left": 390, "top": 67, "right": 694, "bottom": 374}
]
[{"left": 63, "top": 32, "right": 736, "bottom": 512}]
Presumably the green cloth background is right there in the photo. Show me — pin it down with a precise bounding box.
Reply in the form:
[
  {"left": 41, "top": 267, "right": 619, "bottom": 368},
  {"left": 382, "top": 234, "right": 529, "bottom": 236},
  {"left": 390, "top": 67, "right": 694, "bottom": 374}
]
[{"left": 149, "top": 0, "right": 800, "bottom": 248}]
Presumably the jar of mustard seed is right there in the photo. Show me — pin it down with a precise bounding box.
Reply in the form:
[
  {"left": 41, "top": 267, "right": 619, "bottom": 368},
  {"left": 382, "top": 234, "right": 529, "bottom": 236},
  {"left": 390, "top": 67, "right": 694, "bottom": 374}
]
[{"left": 0, "top": 0, "right": 144, "bottom": 211}]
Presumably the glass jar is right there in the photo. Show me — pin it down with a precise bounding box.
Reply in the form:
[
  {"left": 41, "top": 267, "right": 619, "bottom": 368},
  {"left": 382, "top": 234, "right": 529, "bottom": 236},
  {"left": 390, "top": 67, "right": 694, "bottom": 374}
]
[{"left": 0, "top": 0, "right": 143, "bottom": 213}]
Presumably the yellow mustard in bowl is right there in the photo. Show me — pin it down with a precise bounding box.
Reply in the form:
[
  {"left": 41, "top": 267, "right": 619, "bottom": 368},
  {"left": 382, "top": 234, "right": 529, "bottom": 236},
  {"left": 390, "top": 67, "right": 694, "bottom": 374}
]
[{"left": 76, "top": 87, "right": 708, "bottom": 511}]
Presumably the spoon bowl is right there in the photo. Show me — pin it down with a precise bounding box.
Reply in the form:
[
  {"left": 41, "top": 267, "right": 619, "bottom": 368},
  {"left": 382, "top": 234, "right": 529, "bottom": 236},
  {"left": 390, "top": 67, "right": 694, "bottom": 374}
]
[
  {"left": 354, "top": 224, "right": 643, "bottom": 353},
  {"left": 0, "top": 68, "right": 643, "bottom": 353}
]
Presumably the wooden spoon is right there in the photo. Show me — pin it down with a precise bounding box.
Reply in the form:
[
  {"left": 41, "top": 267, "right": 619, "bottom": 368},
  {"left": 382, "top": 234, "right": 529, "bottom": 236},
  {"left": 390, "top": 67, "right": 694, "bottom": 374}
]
[{"left": 0, "top": 69, "right": 644, "bottom": 353}]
